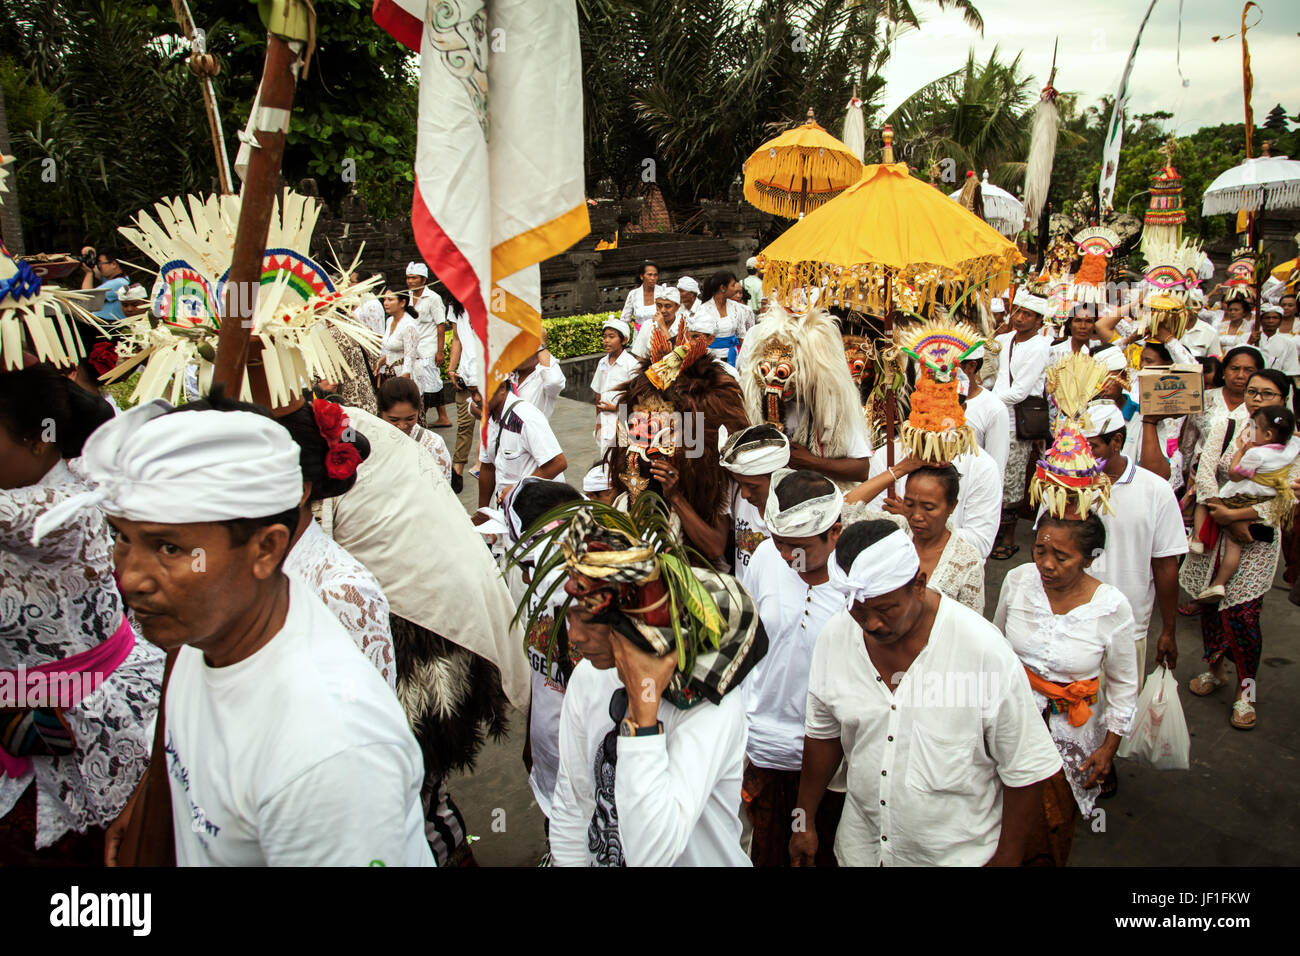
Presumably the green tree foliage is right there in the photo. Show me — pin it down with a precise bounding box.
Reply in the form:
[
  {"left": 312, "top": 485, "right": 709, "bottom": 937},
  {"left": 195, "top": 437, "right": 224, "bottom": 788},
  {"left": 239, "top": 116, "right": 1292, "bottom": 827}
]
[{"left": 1, "top": 0, "right": 416, "bottom": 250}]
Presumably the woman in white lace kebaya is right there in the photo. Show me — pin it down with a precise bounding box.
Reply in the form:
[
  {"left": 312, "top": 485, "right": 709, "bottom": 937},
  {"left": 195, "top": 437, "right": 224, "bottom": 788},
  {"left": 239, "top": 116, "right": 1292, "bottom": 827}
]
[
  {"left": 377, "top": 376, "right": 453, "bottom": 480},
  {"left": 902, "top": 466, "right": 985, "bottom": 613},
  {"left": 274, "top": 397, "right": 396, "bottom": 691},
  {"left": 994, "top": 514, "right": 1139, "bottom": 866},
  {"left": 375, "top": 291, "right": 423, "bottom": 387},
  {"left": 0, "top": 366, "right": 163, "bottom": 863}
]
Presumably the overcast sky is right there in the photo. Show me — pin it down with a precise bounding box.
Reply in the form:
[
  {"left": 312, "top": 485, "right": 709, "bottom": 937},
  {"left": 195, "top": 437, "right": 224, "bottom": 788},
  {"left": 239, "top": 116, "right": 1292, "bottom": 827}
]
[{"left": 879, "top": 0, "right": 1300, "bottom": 137}]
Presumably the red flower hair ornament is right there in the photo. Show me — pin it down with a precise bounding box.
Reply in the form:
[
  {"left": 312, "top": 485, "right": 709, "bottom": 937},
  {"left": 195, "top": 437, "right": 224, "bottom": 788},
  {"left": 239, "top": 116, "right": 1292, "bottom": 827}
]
[{"left": 312, "top": 399, "right": 361, "bottom": 480}]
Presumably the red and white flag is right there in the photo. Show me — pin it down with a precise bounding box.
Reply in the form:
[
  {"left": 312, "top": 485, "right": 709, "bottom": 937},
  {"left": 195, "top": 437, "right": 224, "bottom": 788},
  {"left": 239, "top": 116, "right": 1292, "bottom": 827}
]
[{"left": 373, "top": 0, "right": 589, "bottom": 401}]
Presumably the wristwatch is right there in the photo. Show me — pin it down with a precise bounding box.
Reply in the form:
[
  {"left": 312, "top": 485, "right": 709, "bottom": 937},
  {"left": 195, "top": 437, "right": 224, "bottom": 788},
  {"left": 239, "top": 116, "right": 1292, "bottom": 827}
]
[{"left": 619, "top": 717, "right": 664, "bottom": 737}]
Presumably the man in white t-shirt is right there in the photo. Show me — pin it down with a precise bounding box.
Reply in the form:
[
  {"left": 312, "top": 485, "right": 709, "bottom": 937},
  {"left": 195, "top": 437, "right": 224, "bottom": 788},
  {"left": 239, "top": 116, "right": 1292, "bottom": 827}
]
[
  {"left": 543, "top": 504, "right": 767, "bottom": 866},
  {"left": 511, "top": 327, "right": 566, "bottom": 419},
  {"left": 1083, "top": 401, "right": 1185, "bottom": 692},
  {"left": 475, "top": 383, "right": 567, "bottom": 510},
  {"left": 84, "top": 401, "right": 432, "bottom": 866},
  {"left": 742, "top": 470, "right": 847, "bottom": 866},
  {"left": 591, "top": 317, "right": 640, "bottom": 448},
  {"left": 491, "top": 479, "right": 585, "bottom": 841},
  {"left": 719, "top": 423, "right": 790, "bottom": 588},
  {"left": 631, "top": 288, "right": 683, "bottom": 359},
  {"left": 959, "top": 345, "right": 1010, "bottom": 475},
  {"left": 791, "top": 520, "right": 1060, "bottom": 867}
]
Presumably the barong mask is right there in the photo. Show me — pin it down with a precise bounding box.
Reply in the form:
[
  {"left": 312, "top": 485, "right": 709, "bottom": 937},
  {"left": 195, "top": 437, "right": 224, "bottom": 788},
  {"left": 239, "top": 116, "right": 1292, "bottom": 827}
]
[
  {"left": 615, "top": 392, "right": 677, "bottom": 504},
  {"left": 757, "top": 343, "right": 795, "bottom": 427},
  {"left": 842, "top": 334, "right": 876, "bottom": 387},
  {"left": 504, "top": 494, "right": 768, "bottom": 708}
]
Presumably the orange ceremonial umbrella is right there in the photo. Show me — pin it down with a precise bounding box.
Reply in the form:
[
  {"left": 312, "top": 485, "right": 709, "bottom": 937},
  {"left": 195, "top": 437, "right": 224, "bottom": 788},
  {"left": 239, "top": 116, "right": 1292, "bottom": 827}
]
[{"left": 742, "top": 109, "right": 864, "bottom": 219}]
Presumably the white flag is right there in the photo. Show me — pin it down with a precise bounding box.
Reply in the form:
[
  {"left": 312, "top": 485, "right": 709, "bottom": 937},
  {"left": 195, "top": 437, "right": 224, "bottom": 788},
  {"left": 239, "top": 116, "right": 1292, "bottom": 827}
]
[
  {"left": 374, "top": 0, "right": 590, "bottom": 399},
  {"left": 1099, "top": 0, "right": 1158, "bottom": 212}
]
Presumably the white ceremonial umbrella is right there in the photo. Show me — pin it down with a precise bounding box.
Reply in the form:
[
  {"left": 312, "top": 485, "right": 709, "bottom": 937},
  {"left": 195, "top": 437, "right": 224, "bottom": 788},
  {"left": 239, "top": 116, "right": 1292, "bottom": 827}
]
[
  {"left": 1201, "top": 154, "right": 1300, "bottom": 217},
  {"left": 950, "top": 170, "right": 1025, "bottom": 237}
]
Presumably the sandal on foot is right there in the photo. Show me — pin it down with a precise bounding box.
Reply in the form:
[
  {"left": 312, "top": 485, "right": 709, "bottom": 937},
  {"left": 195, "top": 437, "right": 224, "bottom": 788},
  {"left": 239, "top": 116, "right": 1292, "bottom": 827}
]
[
  {"left": 990, "top": 544, "right": 1020, "bottom": 561},
  {"left": 1231, "top": 699, "right": 1257, "bottom": 730},
  {"left": 1196, "top": 585, "right": 1226, "bottom": 603},
  {"left": 1189, "top": 671, "right": 1226, "bottom": 696},
  {"left": 1178, "top": 601, "right": 1204, "bottom": 617}
]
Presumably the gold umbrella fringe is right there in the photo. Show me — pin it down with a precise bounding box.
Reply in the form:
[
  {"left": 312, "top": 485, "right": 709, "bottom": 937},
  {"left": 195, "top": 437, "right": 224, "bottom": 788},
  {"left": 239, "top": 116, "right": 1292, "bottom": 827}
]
[
  {"left": 762, "top": 253, "right": 1020, "bottom": 318},
  {"left": 898, "top": 421, "right": 976, "bottom": 464},
  {"left": 743, "top": 146, "right": 864, "bottom": 191},
  {"left": 744, "top": 178, "right": 853, "bottom": 219}
]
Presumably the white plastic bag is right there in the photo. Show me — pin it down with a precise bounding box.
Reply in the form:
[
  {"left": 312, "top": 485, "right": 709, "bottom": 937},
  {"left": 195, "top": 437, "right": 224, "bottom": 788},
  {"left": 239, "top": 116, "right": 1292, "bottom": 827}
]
[{"left": 1116, "top": 666, "right": 1190, "bottom": 770}]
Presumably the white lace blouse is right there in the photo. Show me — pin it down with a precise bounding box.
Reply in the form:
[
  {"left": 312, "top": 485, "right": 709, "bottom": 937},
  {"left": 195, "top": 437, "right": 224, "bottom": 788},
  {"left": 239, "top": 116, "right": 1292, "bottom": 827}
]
[
  {"left": 284, "top": 519, "right": 396, "bottom": 691},
  {"left": 927, "top": 528, "right": 985, "bottom": 614},
  {"left": 993, "top": 563, "right": 1139, "bottom": 816},
  {"left": 410, "top": 423, "right": 453, "bottom": 480},
  {"left": 0, "top": 461, "right": 163, "bottom": 848}
]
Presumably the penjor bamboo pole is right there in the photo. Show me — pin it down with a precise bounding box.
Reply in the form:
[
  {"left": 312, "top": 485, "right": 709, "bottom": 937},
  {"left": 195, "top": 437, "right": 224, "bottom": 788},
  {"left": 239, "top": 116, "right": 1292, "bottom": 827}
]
[
  {"left": 212, "top": 32, "right": 300, "bottom": 403},
  {"left": 885, "top": 273, "right": 896, "bottom": 469}
]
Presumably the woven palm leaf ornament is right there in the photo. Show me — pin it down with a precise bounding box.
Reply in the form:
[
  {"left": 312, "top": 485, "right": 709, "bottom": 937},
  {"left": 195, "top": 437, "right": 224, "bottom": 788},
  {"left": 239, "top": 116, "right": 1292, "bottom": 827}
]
[
  {"left": 1140, "top": 238, "right": 1202, "bottom": 341},
  {"left": 505, "top": 494, "right": 766, "bottom": 708},
  {"left": 896, "top": 319, "right": 983, "bottom": 463},
  {"left": 1031, "top": 353, "right": 1114, "bottom": 519},
  {"left": 0, "top": 155, "right": 102, "bottom": 371},
  {"left": 107, "top": 190, "right": 381, "bottom": 406}
]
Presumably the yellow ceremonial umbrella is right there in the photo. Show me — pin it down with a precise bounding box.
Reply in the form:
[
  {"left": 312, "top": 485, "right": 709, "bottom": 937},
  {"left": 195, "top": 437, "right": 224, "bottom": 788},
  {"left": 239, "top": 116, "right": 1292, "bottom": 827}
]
[
  {"left": 759, "top": 128, "right": 1022, "bottom": 315},
  {"left": 742, "top": 109, "right": 864, "bottom": 219},
  {"left": 1270, "top": 255, "right": 1300, "bottom": 294},
  {"left": 758, "top": 127, "right": 1023, "bottom": 463}
]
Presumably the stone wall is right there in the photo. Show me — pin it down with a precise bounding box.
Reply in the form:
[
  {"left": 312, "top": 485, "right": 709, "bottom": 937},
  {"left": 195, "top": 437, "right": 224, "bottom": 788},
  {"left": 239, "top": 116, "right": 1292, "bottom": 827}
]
[{"left": 306, "top": 182, "right": 775, "bottom": 319}]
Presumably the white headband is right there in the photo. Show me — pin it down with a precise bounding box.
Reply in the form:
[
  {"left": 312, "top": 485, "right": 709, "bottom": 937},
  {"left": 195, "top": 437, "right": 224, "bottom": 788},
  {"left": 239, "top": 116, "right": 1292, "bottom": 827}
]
[
  {"left": 657, "top": 286, "right": 681, "bottom": 305},
  {"left": 677, "top": 276, "right": 699, "bottom": 294},
  {"left": 965, "top": 344, "right": 985, "bottom": 361},
  {"left": 718, "top": 424, "right": 790, "bottom": 476},
  {"left": 1082, "top": 400, "right": 1127, "bottom": 438},
  {"left": 583, "top": 464, "right": 611, "bottom": 493},
  {"left": 763, "top": 468, "right": 843, "bottom": 537},
  {"left": 33, "top": 400, "right": 303, "bottom": 545},
  {"left": 1091, "top": 345, "right": 1128, "bottom": 374},
  {"left": 603, "top": 317, "right": 631, "bottom": 340},
  {"left": 405, "top": 261, "right": 429, "bottom": 277},
  {"left": 990, "top": 297, "right": 1006, "bottom": 314},
  {"left": 827, "top": 528, "right": 920, "bottom": 607},
  {"left": 686, "top": 311, "right": 717, "bottom": 336},
  {"left": 1012, "top": 289, "right": 1048, "bottom": 315}
]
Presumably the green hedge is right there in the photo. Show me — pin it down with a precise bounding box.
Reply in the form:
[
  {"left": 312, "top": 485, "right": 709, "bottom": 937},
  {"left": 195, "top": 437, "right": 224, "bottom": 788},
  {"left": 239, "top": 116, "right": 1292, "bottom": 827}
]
[{"left": 543, "top": 312, "right": 616, "bottom": 360}]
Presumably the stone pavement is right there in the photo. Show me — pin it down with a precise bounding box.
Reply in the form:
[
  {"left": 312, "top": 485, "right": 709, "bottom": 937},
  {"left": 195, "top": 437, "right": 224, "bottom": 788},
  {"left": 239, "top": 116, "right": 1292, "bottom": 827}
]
[{"left": 446, "top": 395, "right": 1300, "bottom": 866}]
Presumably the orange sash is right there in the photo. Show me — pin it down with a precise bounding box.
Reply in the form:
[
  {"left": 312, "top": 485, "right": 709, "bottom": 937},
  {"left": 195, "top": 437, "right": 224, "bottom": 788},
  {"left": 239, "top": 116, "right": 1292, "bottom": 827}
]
[{"left": 1024, "top": 669, "right": 1099, "bottom": 728}]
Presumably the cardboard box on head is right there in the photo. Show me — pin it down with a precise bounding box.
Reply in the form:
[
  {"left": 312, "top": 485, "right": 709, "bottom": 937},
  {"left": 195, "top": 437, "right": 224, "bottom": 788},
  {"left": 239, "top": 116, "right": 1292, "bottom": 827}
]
[{"left": 1136, "top": 364, "right": 1204, "bottom": 417}]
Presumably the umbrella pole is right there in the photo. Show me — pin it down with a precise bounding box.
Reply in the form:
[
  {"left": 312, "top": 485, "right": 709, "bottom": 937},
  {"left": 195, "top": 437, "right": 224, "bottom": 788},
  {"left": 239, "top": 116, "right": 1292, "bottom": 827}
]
[
  {"left": 799, "top": 177, "right": 808, "bottom": 218},
  {"left": 885, "top": 274, "right": 896, "bottom": 469}
]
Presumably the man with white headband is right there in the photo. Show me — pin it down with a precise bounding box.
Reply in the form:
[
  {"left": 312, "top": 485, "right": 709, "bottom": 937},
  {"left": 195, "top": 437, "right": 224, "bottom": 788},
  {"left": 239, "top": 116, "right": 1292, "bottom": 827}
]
[
  {"left": 404, "top": 260, "right": 451, "bottom": 428},
  {"left": 591, "top": 315, "right": 638, "bottom": 449},
  {"left": 1252, "top": 302, "right": 1300, "bottom": 379},
  {"left": 582, "top": 462, "right": 615, "bottom": 503},
  {"left": 719, "top": 423, "right": 790, "bottom": 589},
  {"left": 791, "top": 520, "right": 1060, "bottom": 867},
  {"left": 741, "top": 469, "right": 847, "bottom": 866},
  {"left": 1081, "top": 398, "right": 1185, "bottom": 703},
  {"left": 631, "top": 286, "right": 683, "bottom": 359},
  {"left": 676, "top": 276, "right": 700, "bottom": 318},
  {"left": 59, "top": 400, "right": 432, "bottom": 866},
  {"left": 990, "top": 288, "right": 1052, "bottom": 561},
  {"left": 742, "top": 257, "right": 763, "bottom": 312}
]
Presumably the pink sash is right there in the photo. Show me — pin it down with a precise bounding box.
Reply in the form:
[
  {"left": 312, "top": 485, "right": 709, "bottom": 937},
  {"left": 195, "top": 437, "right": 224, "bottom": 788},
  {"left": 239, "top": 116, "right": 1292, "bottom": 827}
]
[{"left": 0, "top": 615, "right": 136, "bottom": 778}]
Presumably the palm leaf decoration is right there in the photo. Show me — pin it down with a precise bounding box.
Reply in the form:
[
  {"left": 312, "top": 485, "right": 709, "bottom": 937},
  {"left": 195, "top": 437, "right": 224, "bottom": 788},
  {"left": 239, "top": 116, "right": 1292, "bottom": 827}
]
[{"left": 504, "top": 492, "right": 723, "bottom": 678}]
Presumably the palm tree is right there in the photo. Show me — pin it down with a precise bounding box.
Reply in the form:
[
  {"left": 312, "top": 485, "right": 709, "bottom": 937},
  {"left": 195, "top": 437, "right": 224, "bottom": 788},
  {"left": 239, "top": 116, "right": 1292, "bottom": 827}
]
[{"left": 885, "top": 46, "right": 1035, "bottom": 184}]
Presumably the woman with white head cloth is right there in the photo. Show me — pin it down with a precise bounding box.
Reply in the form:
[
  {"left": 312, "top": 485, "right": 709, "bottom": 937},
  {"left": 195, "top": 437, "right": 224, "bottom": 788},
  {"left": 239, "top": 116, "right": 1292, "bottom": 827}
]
[
  {"left": 631, "top": 286, "right": 683, "bottom": 359},
  {"left": 676, "top": 275, "right": 700, "bottom": 318},
  {"left": 790, "top": 520, "right": 1061, "bottom": 867},
  {"left": 0, "top": 365, "right": 162, "bottom": 865},
  {"left": 37, "top": 396, "right": 433, "bottom": 867},
  {"left": 994, "top": 512, "right": 1139, "bottom": 865}
]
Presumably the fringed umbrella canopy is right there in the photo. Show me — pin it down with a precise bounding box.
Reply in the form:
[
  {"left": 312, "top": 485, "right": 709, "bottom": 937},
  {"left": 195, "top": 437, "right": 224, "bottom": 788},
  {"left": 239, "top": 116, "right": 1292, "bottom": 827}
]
[
  {"left": 742, "top": 112, "right": 864, "bottom": 219},
  {"left": 759, "top": 160, "right": 1023, "bottom": 315},
  {"left": 949, "top": 171, "right": 1025, "bottom": 237},
  {"left": 1201, "top": 155, "right": 1300, "bottom": 216}
]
